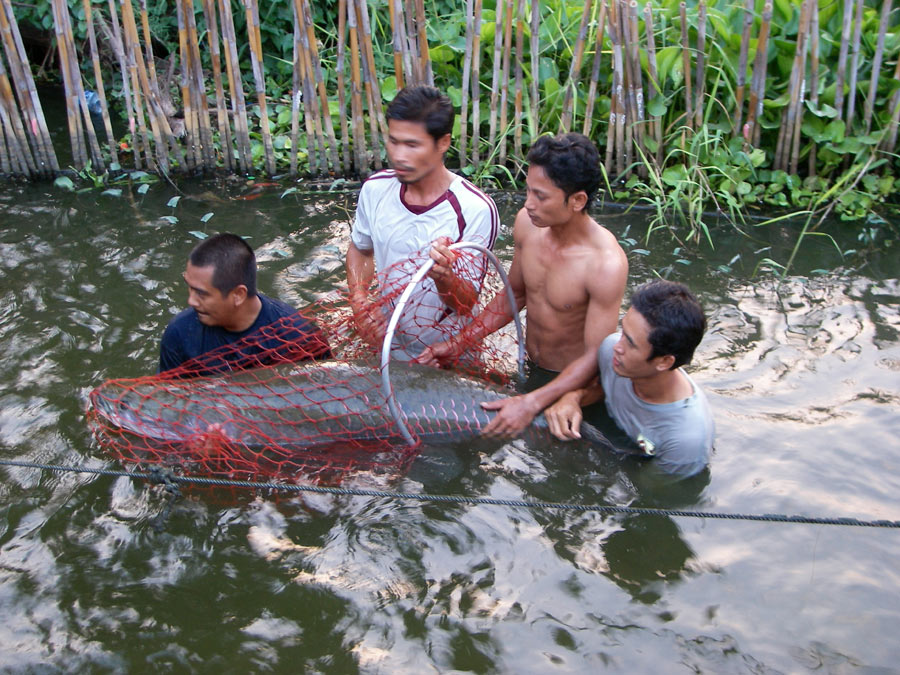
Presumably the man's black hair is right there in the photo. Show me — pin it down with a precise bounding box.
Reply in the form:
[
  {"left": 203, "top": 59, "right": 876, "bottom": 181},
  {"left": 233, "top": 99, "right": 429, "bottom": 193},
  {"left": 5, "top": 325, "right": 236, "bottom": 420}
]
[
  {"left": 386, "top": 85, "right": 454, "bottom": 143},
  {"left": 630, "top": 280, "right": 706, "bottom": 370},
  {"left": 189, "top": 233, "right": 257, "bottom": 297},
  {"left": 526, "top": 132, "right": 602, "bottom": 210}
]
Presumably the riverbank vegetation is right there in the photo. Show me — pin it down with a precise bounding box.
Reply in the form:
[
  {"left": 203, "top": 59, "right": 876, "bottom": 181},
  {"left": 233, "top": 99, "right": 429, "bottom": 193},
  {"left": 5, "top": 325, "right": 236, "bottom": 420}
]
[{"left": 6, "top": 0, "right": 900, "bottom": 251}]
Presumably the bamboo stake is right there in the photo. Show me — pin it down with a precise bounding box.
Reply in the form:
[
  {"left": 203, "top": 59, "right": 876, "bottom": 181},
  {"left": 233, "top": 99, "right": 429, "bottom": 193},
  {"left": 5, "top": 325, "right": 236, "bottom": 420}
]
[
  {"left": 774, "top": 0, "right": 808, "bottom": 171},
  {"left": 881, "top": 55, "right": 900, "bottom": 153},
  {"left": 389, "top": 0, "right": 405, "bottom": 88},
  {"left": 513, "top": 0, "right": 525, "bottom": 164},
  {"left": 471, "top": 0, "right": 483, "bottom": 165},
  {"left": 560, "top": 0, "right": 593, "bottom": 133},
  {"left": 789, "top": 0, "right": 813, "bottom": 176},
  {"left": 608, "top": 0, "right": 626, "bottom": 175},
  {"left": 293, "top": 0, "right": 324, "bottom": 175},
  {"left": 217, "top": 0, "right": 253, "bottom": 172},
  {"left": 862, "top": 0, "right": 893, "bottom": 134},
  {"left": 460, "top": 0, "right": 473, "bottom": 167},
  {"left": 83, "top": 0, "right": 118, "bottom": 164},
  {"left": 0, "top": 0, "right": 58, "bottom": 174},
  {"left": 807, "top": 1, "right": 819, "bottom": 177},
  {"left": 122, "top": 0, "right": 172, "bottom": 172},
  {"left": 604, "top": 0, "right": 619, "bottom": 175},
  {"left": 746, "top": 3, "right": 772, "bottom": 147},
  {"left": 183, "top": 0, "right": 215, "bottom": 169},
  {"left": 845, "top": 0, "right": 864, "bottom": 134},
  {"left": 627, "top": 0, "right": 645, "bottom": 169},
  {"left": 244, "top": 0, "right": 276, "bottom": 174},
  {"left": 642, "top": 2, "right": 661, "bottom": 167},
  {"left": 414, "top": 0, "right": 432, "bottom": 85},
  {"left": 403, "top": 0, "right": 420, "bottom": 83},
  {"left": 103, "top": 0, "right": 140, "bottom": 168},
  {"left": 498, "top": 0, "right": 513, "bottom": 165},
  {"left": 529, "top": 0, "right": 539, "bottom": 142},
  {"left": 620, "top": 0, "right": 636, "bottom": 171},
  {"left": 175, "top": 0, "right": 199, "bottom": 169},
  {"left": 488, "top": 0, "right": 504, "bottom": 152},
  {"left": 733, "top": 0, "right": 754, "bottom": 136},
  {"left": 584, "top": 0, "right": 608, "bottom": 138},
  {"left": 129, "top": 0, "right": 185, "bottom": 171},
  {"left": 346, "top": 0, "right": 368, "bottom": 174},
  {"left": 679, "top": 2, "right": 693, "bottom": 131},
  {"left": 201, "top": 0, "right": 234, "bottom": 171},
  {"left": 0, "top": 90, "right": 15, "bottom": 174},
  {"left": 301, "top": 0, "right": 341, "bottom": 173},
  {"left": 289, "top": 19, "right": 303, "bottom": 176},
  {"left": 354, "top": 0, "right": 383, "bottom": 170},
  {"left": 355, "top": 0, "right": 389, "bottom": 150},
  {"left": 0, "top": 56, "right": 34, "bottom": 175},
  {"left": 336, "top": 0, "right": 351, "bottom": 172},
  {"left": 693, "top": 1, "right": 707, "bottom": 130},
  {"left": 51, "top": 0, "right": 87, "bottom": 168},
  {"left": 292, "top": 9, "right": 320, "bottom": 175},
  {"left": 833, "top": 0, "right": 854, "bottom": 120}
]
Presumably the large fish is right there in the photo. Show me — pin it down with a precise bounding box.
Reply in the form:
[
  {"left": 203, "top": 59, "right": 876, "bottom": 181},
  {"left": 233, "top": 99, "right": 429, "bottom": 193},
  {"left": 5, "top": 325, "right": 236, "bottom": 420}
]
[{"left": 88, "top": 360, "right": 614, "bottom": 453}]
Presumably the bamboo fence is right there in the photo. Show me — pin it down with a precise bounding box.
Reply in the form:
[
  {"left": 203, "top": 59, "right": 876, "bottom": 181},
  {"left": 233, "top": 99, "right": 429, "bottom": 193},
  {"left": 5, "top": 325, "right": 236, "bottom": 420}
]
[{"left": 0, "top": 0, "right": 898, "bottom": 183}]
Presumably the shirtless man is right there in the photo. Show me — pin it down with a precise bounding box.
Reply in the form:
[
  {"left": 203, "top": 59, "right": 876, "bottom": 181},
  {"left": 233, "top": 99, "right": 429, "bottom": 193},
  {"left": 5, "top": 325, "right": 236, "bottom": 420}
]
[{"left": 416, "top": 133, "right": 628, "bottom": 435}]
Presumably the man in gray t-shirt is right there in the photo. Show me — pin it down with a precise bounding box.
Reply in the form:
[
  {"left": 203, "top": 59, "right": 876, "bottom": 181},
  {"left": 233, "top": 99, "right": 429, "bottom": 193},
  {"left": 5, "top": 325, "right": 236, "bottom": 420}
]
[{"left": 544, "top": 280, "right": 714, "bottom": 477}]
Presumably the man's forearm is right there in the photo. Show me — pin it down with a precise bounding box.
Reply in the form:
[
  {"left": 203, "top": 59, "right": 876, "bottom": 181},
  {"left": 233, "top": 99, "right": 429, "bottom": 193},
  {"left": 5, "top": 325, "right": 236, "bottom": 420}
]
[{"left": 519, "top": 350, "right": 599, "bottom": 412}]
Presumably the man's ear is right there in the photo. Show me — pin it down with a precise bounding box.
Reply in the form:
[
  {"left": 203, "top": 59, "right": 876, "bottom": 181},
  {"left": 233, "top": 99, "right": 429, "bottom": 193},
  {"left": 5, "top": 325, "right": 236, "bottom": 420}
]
[
  {"left": 437, "top": 133, "right": 452, "bottom": 155},
  {"left": 568, "top": 190, "right": 588, "bottom": 213},
  {"left": 654, "top": 354, "right": 676, "bottom": 372},
  {"left": 230, "top": 284, "right": 249, "bottom": 306}
]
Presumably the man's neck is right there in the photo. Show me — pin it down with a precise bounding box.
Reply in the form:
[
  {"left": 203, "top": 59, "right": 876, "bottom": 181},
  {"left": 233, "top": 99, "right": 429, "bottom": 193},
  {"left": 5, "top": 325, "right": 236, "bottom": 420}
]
[
  {"left": 223, "top": 295, "right": 263, "bottom": 333},
  {"left": 546, "top": 211, "right": 595, "bottom": 244},
  {"left": 631, "top": 368, "right": 693, "bottom": 405},
  {"left": 403, "top": 166, "right": 453, "bottom": 206}
]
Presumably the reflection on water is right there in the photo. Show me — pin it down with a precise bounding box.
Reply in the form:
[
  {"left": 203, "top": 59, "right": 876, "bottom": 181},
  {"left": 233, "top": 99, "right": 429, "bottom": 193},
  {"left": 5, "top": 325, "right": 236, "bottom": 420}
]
[{"left": 0, "top": 182, "right": 898, "bottom": 671}]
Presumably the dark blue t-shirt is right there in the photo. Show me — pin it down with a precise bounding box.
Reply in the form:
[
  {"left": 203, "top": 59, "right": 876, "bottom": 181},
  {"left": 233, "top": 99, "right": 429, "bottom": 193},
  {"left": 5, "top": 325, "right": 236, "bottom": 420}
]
[{"left": 159, "top": 294, "right": 331, "bottom": 374}]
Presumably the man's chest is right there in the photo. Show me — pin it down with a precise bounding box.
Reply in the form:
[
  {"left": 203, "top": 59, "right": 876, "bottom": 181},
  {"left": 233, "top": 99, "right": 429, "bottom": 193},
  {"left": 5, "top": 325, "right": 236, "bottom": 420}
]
[{"left": 520, "top": 246, "right": 590, "bottom": 312}]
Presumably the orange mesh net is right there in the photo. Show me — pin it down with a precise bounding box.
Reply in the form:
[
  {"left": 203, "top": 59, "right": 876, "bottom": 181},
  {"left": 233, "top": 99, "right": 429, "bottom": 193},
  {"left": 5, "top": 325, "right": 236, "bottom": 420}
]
[{"left": 88, "top": 248, "right": 521, "bottom": 482}]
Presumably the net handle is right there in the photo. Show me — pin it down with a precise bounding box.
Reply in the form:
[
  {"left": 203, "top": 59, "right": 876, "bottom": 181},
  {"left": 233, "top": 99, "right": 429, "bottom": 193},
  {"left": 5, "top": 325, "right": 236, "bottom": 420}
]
[{"left": 381, "top": 242, "right": 525, "bottom": 446}]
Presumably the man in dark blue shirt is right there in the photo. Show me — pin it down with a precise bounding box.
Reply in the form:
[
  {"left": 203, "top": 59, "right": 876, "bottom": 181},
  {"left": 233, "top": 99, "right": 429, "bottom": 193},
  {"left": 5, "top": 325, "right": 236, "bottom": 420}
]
[{"left": 159, "top": 233, "right": 331, "bottom": 375}]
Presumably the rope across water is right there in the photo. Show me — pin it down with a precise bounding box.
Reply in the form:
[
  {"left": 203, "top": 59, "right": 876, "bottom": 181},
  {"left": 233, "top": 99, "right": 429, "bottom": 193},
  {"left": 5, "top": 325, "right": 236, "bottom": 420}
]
[{"left": 2, "top": 458, "right": 898, "bottom": 529}]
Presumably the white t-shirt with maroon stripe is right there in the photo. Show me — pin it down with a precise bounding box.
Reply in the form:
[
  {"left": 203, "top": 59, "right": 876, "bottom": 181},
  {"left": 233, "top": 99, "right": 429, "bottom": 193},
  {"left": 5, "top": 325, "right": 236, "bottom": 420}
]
[{"left": 351, "top": 170, "right": 499, "bottom": 359}]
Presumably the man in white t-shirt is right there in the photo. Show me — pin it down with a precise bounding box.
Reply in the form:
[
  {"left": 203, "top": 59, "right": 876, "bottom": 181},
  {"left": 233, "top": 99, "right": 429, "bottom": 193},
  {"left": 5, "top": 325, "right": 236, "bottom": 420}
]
[
  {"left": 544, "top": 280, "right": 714, "bottom": 477},
  {"left": 345, "top": 85, "right": 499, "bottom": 359}
]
